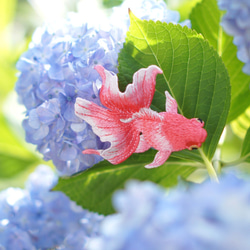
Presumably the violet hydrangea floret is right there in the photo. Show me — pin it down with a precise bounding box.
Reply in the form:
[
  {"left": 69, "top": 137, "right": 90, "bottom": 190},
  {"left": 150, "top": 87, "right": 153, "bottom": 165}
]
[
  {"left": 88, "top": 175, "right": 250, "bottom": 250},
  {"left": 110, "top": 0, "right": 191, "bottom": 32},
  {"left": 16, "top": 14, "right": 119, "bottom": 176},
  {"left": 218, "top": 0, "right": 250, "bottom": 75},
  {"left": 16, "top": 1, "right": 191, "bottom": 176},
  {"left": 0, "top": 165, "right": 104, "bottom": 249}
]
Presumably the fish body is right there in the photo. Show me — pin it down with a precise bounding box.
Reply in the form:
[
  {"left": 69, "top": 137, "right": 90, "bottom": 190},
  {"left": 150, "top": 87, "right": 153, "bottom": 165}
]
[{"left": 75, "top": 65, "right": 207, "bottom": 168}]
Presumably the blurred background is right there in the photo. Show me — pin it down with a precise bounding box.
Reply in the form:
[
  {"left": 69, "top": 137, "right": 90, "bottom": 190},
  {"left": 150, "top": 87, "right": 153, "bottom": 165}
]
[{"left": 0, "top": 0, "right": 248, "bottom": 190}]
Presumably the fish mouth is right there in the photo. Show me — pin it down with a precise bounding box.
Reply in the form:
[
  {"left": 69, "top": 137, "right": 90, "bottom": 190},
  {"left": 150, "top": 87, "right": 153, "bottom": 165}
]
[
  {"left": 188, "top": 130, "right": 207, "bottom": 150},
  {"left": 188, "top": 145, "right": 199, "bottom": 150},
  {"left": 201, "top": 129, "right": 208, "bottom": 142}
]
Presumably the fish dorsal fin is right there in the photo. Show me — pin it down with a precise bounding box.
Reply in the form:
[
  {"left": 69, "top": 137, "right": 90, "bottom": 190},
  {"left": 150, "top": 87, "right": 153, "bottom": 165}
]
[
  {"left": 165, "top": 91, "right": 178, "bottom": 114},
  {"left": 95, "top": 65, "right": 163, "bottom": 114}
]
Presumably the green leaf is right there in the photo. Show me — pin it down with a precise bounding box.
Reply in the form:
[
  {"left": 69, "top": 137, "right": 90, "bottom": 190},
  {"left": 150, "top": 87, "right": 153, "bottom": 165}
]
[
  {"left": 55, "top": 13, "right": 231, "bottom": 214},
  {"left": 171, "top": 0, "right": 202, "bottom": 21},
  {"left": 0, "top": 0, "right": 16, "bottom": 31},
  {"left": 0, "top": 152, "right": 37, "bottom": 178},
  {"left": 102, "top": 0, "right": 123, "bottom": 8},
  {"left": 0, "top": 64, "right": 17, "bottom": 104},
  {"left": 54, "top": 150, "right": 197, "bottom": 215},
  {"left": 190, "top": 0, "right": 250, "bottom": 122},
  {"left": 0, "top": 113, "right": 40, "bottom": 178},
  {"left": 241, "top": 126, "right": 250, "bottom": 162},
  {"left": 231, "top": 107, "right": 250, "bottom": 139},
  {"left": 118, "top": 12, "right": 230, "bottom": 162}
]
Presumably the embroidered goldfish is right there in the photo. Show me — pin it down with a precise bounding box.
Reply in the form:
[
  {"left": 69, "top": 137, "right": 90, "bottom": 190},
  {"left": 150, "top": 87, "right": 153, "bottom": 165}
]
[{"left": 75, "top": 65, "right": 207, "bottom": 168}]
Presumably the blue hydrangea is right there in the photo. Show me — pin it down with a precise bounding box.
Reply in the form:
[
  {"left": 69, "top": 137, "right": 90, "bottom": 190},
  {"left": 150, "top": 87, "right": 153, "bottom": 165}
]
[
  {"left": 88, "top": 175, "right": 250, "bottom": 250},
  {"left": 218, "top": 0, "right": 250, "bottom": 75},
  {"left": 15, "top": 14, "right": 120, "bottom": 176},
  {"left": 15, "top": 1, "right": 191, "bottom": 176},
  {"left": 0, "top": 165, "right": 104, "bottom": 249},
  {"left": 110, "top": 0, "right": 191, "bottom": 31}
]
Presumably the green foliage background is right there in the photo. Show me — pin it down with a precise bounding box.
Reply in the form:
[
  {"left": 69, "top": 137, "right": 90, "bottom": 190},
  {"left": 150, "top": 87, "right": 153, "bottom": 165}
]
[
  {"left": 0, "top": 0, "right": 249, "bottom": 215},
  {"left": 56, "top": 1, "right": 249, "bottom": 214},
  {"left": 0, "top": 0, "right": 52, "bottom": 190}
]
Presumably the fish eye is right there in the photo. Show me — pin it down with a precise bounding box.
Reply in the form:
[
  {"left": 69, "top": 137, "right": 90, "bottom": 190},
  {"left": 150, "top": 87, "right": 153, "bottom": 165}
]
[
  {"left": 189, "top": 145, "right": 199, "bottom": 150},
  {"left": 196, "top": 118, "right": 203, "bottom": 123}
]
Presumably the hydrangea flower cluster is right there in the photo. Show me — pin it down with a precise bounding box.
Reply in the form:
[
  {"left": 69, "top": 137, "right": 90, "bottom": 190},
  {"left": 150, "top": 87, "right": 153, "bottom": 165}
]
[
  {"left": 15, "top": 0, "right": 190, "bottom": 176},
  {"left": 15, "top": 14, "right": 119, "bottom": 176},
  {"left": 0, "top": 165, "right": 104, "bottom": 249},
  {"left": 218, "top": 0, "right": 250, "bottom": 75},
  {"left": 110, "top": 0, "right": 191, "bottom": 32},
  {"left": 88, "top": 175, "right": 250, "bottom": 250}
]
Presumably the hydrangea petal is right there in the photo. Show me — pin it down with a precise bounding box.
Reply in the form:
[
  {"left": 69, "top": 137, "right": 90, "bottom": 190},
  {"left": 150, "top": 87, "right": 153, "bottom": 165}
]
[
  {"left": 0, "top": 166, "right": 104, "bottom": 249},
  {"left": 63, "top": 102, "right": 80, "bottom": 122},
  {"left": 48, "top": 64, "right": 64, "bottom": 81},
  {"left": 36, "top": 106, "right": 57, "bottom": 124},
  {"left": 70, "top": 122, "right": 87, "bottom": 132},
  {"left": 59, "top": 144, "right": 78, "bottom": 161},
  {"left": 25, "top": 165, "right": 57, "bottom": 193},
  {"left": 89, "top": 175, "right": 250, "bottom": 250},
  {"left": 219, "top": 0, "right": 250, "bottom": 75},
  {"left": 33, "top": 125, "right": 49, "bottom": 140},
  {"left": 243, "top": 62, "right": 250, "bottom": 74},
  {"left": 28, "top": 109, "right": 41, "bottom": 129}
]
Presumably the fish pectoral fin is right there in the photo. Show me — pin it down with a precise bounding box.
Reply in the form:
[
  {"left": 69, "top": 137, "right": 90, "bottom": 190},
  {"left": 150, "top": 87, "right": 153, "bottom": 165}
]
[
  {"left": 145, "top": 150, "right": 171, "bottom": 169},
  {"left": 135, "top": 134, "right": 151, "bottom": 153}
]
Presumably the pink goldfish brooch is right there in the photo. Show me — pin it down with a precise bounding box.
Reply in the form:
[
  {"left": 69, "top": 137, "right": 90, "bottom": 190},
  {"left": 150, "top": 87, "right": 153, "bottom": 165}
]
[{"left": 75, "top": 65, "right": 207, "bottom": 168}]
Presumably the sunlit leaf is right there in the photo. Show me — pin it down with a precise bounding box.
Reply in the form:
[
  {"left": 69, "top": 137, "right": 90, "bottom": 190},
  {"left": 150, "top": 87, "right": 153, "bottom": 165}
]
[
  {"left": 54, "top": 150, "right": 197, "bottom": 215},
  {"left": 0, "top": 152, "right": 37, "bottom": 179},
  {"left": 190, "top": 0, "right": 250, "bottom": 122},
  {"left": 241, "top": 127, "right": 250, "bottom": 163},
  {"left": 0, "top": 113, "right": 40, "bottom": 178},
  {"left": 102, "top": 0, "right": 123, "bottom": 8},
  {"left": 118, "top": 12, "right": 230, "bottom": 162},
  {"left": 231, "top": 107, "right": 250, "bottom": 139},
  {"left": 0, "top": 0, "right": 16, "bottom": 31},
  {"left": 173, "top": 0, "right": 202, "bottom": 21},
  {"left": 55, "top": 12, "right": 230, "bottom": 214}
]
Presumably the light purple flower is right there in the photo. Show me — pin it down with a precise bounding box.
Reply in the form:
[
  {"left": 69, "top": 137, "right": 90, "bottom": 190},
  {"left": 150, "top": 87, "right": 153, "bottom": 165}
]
[
  {"left": 16, "top": 1, "right": 191, "bottom": 176},
  {"left": 88, "top": 175, "right": 250, "bottom": 250},
  {"left": 0, "top": 165, "right": 104, "bottom": 249},
  {"left": 16, "top": 14, "right": 118, "bottom": 175},
  {"left": 218, "top": 0, "right": 250, "bottom": 75},
  {"left": 110, "top": 0, "right": 191, "bottom": 32}
]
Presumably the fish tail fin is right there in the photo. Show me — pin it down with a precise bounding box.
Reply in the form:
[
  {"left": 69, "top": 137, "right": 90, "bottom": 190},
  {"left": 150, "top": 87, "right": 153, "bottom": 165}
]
[
  {"left": 75, "top": 97, "right": 140, "bottom": 164},
  {"left": 82, "top": 149, "right": 100, "bottom": 155}
]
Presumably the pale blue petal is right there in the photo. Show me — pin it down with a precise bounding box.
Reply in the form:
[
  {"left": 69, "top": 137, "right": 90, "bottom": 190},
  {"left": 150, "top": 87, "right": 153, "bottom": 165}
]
[
  {"left": 59, "top": 144, "right": 77, "bottom": 161},
  {"left": 28, "top": 109, "right": 41, "bottom": 129},
  {"left": 33, "top": 125, "right": 49, "bottom": 140},
  {"left": 63, "top": 102, "right": 79, "bottom": 122},
  {"left": 48, "top": 64, "right": 64, "bottom": 81},
  {"left": 36, "top": 107, "right": 56, "bottom": 124},
  {"left": 70, "top": 122, "right": 87, "bottom": 132}
]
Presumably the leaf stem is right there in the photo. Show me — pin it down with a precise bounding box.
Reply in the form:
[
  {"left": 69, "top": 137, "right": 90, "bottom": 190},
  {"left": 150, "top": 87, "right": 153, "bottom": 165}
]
[
  {"left": 221, "top": 152, "right": 250, "bottom": 167},
  {"left": 199, "top": 149, "right": 219, "bottom": 183},
  {"left": 212, "top": 147, "right": 222, "bottom": 174}
]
